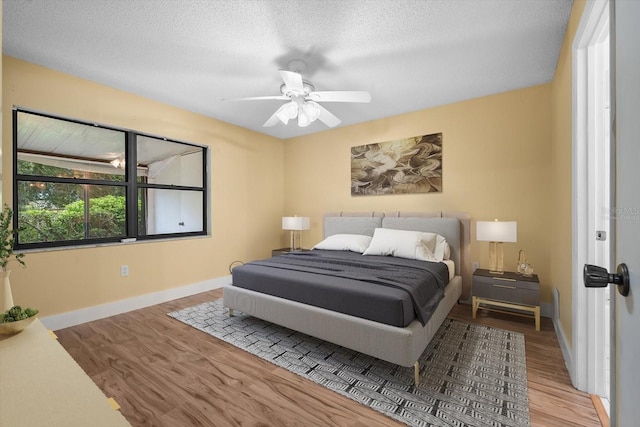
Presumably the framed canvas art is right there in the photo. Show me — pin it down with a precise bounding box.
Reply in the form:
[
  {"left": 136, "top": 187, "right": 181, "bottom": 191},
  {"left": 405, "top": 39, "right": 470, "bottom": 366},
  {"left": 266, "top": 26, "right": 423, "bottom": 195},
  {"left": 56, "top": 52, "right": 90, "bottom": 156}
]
[{"left": 351, "top": 133, "right": 442, "bottom": 196}]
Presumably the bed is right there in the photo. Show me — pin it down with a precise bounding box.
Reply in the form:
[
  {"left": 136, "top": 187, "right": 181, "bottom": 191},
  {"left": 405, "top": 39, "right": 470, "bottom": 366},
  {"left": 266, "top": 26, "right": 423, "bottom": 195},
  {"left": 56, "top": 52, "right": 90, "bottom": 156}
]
[{"left": 223, "top": 211, "right": 471, "bottom": 385}]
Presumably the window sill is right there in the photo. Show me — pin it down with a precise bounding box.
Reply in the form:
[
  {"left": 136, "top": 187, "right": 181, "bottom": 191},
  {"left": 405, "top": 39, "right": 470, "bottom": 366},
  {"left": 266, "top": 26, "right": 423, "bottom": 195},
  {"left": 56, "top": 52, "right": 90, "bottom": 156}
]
[{"left": 15, "top": 233, "right": 211, "bottom": 255}]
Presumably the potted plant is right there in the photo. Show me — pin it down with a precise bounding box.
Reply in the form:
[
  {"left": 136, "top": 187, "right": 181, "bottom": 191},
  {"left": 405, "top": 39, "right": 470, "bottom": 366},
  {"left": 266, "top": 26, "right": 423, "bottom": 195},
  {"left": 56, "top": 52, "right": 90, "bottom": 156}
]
[{"left": 0, "top": 203, "right": 25, "bottom": 309}]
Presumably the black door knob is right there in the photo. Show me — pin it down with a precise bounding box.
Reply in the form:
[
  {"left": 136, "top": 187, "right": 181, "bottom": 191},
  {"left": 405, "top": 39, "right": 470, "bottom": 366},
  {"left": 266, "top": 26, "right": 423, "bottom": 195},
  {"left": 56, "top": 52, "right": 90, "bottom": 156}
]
[{"left": 584, "top": 263, "right": 630, "bottom": 296}]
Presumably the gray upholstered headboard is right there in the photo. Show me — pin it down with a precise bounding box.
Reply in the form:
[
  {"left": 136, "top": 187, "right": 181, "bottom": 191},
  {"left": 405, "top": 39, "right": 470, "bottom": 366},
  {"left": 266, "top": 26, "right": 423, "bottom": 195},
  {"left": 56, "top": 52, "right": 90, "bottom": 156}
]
[
  {"left": 323, "top": 214, "right": 383, "bottom": 237},
  {"left": 322, "top": 211, "right": 471, "bottom": 300}
]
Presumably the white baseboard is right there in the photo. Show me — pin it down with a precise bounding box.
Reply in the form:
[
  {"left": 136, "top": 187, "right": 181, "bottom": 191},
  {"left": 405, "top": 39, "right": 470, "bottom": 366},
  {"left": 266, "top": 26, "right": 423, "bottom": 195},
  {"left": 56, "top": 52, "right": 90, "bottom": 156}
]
[
  {"left": 551, "top": 286, "right": 576, "bottom": 387},
  {"left": 553, "top": 316, "right": 575, "bottom": 384},
  {"left": 541, "top": 301, "right": 553, "bottom": 319},
  {"left": 41, "top": 275, "right": 231, "bottom": 331}
]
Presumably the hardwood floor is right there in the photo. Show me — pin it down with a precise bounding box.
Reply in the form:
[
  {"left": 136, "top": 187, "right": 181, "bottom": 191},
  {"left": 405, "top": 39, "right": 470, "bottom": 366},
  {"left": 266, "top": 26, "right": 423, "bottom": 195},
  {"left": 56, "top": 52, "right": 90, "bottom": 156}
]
[{"left": 56, "top": 289, "right": 602, "bottom": 427}]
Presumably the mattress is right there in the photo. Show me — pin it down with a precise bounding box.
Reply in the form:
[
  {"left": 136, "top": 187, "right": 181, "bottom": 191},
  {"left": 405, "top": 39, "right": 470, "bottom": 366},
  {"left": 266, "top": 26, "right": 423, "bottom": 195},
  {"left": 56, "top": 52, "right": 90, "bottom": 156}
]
[{"left": 230, "top": 249, "right": 450, "bottom": 327}]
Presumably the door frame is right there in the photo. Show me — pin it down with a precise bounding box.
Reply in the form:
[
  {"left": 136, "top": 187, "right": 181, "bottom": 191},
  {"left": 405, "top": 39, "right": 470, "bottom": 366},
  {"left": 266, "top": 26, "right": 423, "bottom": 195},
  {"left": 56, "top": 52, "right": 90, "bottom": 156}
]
[{"left": 571, "top": 0, "right": 612, "bottom": 395}]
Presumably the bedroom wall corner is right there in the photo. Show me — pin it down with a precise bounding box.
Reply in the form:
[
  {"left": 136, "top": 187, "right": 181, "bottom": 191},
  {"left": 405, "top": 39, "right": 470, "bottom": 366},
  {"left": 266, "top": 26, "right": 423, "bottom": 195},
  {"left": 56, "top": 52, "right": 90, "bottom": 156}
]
[
  {"left": 283, "top": 85, "right": 554, "bottom": 308},
  {"left": 2, "top": 56, "right": 285, "bottom": 319}
]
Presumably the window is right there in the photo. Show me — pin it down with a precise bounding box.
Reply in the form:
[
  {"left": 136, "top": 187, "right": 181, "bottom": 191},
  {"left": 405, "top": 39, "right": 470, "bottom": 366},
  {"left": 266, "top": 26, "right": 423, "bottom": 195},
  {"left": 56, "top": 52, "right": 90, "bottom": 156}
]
[{"left": 13, "top": 109, "right": 208, "bottom": 249}]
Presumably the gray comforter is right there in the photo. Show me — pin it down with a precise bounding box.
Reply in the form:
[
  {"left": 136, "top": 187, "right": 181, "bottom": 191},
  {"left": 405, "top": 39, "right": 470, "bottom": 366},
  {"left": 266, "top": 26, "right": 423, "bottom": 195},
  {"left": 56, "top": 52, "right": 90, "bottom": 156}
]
[{"left": 240, "top": 250, "right": 449, "bottom": 326}]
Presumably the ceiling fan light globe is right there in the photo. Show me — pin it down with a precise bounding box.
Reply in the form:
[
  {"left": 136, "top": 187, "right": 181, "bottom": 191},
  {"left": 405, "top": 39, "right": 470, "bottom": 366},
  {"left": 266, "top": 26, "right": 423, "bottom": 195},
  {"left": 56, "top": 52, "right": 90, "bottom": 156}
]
[
  {"left": 298, "top": 110, "right": 312, "bottom": 127},
  {"left": 110, "top": 158, "right": 125, "bottom": 168},
  {"left": 285, "top": 101, "right": 298, "bottom": 119},
  {"left": 276, "top": 110, "right": 290, "bottom": 124},
  {"left": 304, "top": 102, "right": 321, "bottom": 121},
  {"left": 276, "top": 101, "right": 297, "bottom": 124}
]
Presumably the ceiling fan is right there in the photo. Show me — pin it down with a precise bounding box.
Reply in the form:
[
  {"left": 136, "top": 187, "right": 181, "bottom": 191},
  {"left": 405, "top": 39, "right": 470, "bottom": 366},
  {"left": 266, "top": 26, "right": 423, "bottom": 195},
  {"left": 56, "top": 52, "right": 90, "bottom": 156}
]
[{"left": 224, "top": 59, "right": 371, "bottom": 128}]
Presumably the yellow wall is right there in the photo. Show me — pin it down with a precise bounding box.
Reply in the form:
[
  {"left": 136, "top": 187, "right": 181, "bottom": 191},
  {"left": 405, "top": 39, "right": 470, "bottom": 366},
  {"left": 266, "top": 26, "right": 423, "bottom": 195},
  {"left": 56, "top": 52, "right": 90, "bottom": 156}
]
[
  {"left": 284, "top": 85, "right": 554, "bottom": 303},
  {"left": 550, "top": 0, "right": 587, "bottom": 349},
  {"left": 2, "top": 56, "right": 285, "bottom": 317}
]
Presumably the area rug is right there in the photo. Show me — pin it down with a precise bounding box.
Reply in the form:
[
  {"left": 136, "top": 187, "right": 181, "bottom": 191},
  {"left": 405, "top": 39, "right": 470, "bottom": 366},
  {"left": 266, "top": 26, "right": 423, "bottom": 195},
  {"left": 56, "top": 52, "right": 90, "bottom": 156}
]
[{"left": 168, "top": 300, "right": 530, "bottom": 427}]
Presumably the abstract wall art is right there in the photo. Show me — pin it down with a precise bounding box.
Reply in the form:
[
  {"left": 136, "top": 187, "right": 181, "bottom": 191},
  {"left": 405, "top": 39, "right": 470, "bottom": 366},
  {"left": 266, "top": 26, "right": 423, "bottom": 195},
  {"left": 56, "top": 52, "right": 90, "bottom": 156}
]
[{"left": 351, "top": 133, "right": 442, "bottom": 196}]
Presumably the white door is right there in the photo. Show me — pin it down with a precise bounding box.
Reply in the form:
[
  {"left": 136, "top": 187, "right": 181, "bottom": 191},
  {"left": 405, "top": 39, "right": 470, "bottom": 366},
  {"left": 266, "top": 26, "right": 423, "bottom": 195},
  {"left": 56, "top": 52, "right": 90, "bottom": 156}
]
[{"left": 612, "top": 0, "right": 640, "bottom": 424}]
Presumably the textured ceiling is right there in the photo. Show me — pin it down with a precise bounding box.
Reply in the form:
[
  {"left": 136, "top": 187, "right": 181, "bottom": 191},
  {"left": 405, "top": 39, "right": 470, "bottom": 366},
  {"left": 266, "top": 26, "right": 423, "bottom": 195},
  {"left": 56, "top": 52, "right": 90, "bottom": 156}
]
[{"left": 3, "top": 0, "right": 573, "bottom": 140}]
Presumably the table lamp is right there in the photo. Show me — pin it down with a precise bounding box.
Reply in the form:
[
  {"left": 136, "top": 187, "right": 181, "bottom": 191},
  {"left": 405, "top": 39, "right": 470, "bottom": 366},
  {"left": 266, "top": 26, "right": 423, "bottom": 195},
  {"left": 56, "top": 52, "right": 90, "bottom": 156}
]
[
  {"left": 282, "top": 216, "right": 310, "bottom": 251},
  {"left": 476, "top": 219, "right": 517, "bottom": 274}
]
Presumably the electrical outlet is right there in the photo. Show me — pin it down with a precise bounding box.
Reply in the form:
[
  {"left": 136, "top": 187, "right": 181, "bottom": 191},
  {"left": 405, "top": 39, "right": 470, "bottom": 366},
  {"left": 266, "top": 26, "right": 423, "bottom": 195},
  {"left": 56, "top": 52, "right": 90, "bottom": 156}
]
[
  {"left": 472, "top": 262, "right": 480, "bottom": 271},
  {"left": 120, "top": 265, "right": 129, "bottom": 277}
]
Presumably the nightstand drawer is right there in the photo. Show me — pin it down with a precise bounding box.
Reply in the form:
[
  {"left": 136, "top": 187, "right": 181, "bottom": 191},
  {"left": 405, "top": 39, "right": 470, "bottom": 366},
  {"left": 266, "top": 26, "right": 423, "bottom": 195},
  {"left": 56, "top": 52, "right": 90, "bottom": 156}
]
[
  {"left": 472, "top": 281, "right": 539, "bottom": 306},
  {"left": 472, "top": 269, "right": 540, "bottom": 306},
  {"left": 473, "top": 274, "right": 539, "bottom": 291},
  {"left": 472, "top": 269, "right": 541, "bottom": 330}
]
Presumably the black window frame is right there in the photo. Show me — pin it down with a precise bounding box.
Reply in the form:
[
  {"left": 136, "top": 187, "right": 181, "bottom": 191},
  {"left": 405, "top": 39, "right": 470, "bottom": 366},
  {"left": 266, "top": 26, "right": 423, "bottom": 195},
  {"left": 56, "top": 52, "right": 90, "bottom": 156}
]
[{"left": 12, "top": 108, "right": 208, "bottom": 250}]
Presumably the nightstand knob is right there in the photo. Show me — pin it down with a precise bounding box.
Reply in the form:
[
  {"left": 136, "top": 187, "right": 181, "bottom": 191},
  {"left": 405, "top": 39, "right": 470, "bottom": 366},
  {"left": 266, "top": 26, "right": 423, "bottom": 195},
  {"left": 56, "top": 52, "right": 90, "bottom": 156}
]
[{"left": 584, "top": 263, "right": 630, "bottom": 296}]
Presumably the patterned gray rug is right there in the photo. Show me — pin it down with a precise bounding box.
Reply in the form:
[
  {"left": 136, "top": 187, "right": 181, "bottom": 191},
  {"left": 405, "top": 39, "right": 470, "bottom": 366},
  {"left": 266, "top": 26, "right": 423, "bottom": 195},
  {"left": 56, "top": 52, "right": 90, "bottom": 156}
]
[{"left": 168, "top": 300, "right": 530, "bottom": 427}]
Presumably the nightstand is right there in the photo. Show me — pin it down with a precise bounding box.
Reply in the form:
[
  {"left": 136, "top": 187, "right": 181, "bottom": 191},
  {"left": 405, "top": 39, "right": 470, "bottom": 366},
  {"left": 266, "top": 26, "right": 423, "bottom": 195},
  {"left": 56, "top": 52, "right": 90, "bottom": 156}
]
[
  {"left": 472, "top": 269, "right": 541, "bottom": 331},
  {"left": 271, "top": 247, "right": 311, "bottom": 256}
]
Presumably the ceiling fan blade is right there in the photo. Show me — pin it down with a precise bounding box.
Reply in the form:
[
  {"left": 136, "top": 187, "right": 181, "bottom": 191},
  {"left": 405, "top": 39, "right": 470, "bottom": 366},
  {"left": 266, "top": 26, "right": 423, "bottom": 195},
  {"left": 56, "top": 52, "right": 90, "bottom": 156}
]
[
  {"left": 263, "top": 105, "right": 286, "bottom": 127},
  {"left": 223, "top": 95, "right": 289, "bottom": 101},
  {"left": 279, "top": 70, "right": 304, "bottom": 93},
  {"left": 308, "top": 91, "right": 371, "bottom": 103},
  {"left": 315, "top": 103, "right": 342, "bottom": 128}
]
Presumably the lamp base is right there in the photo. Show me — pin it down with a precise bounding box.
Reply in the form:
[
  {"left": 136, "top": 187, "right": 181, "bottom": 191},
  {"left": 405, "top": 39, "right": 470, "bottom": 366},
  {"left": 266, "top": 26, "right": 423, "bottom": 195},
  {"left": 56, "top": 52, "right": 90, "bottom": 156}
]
[
  {"left": 488, "top": 242, "right": 505, "bottom": 274},
  {"left": 289, "top": 230, "right": 302, "bottom": 251}
]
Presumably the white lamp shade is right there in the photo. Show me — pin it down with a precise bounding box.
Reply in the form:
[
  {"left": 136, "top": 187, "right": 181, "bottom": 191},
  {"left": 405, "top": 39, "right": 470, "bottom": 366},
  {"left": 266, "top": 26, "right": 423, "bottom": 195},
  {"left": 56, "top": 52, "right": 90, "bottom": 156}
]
[
  {"left": 476, "top": 221, "right": 517, "bottom": 242},
  {"left": 282, "top": 216, "right": 310, "bottom": 231}
]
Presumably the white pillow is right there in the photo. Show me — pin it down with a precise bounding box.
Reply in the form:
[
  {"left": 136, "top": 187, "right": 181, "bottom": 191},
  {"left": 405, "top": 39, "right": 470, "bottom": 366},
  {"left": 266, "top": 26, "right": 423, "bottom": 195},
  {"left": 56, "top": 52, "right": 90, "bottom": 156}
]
[
  {"left": 312, "top": 234, "right": 373, "bottom": 253},
  {"left": 421, "top": 232, "right": 449, "bottom": 261},
  {"left": 416, "top": 242, "right": 438, "bottom": 262},
  {"left": 363, "top": 228, "right": 450, "bottom": 262},
  {"left": 363, "top": 228, "right": 425, "bottom": 260},
  {"left": 418, "top": 232, "right": 438, "bottom": 253},
  {"left": 441, "top": 241, "right": 451, "bottom": 260}
]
